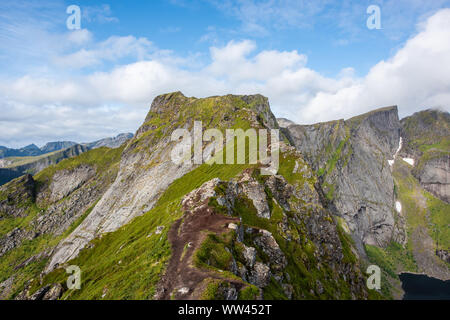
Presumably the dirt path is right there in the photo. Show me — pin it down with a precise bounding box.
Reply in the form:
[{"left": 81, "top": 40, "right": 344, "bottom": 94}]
[{"left": 155, "top": 202, "right": 245, "bottom": 300}]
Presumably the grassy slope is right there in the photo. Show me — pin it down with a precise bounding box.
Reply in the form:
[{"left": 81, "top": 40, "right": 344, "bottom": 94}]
[
  {"left": 31, "top": 120, "right": 367, "bottom": 300},
  {"left": 3, "top": 94, "right": 373, "bottom": 300},
  {"left": 34, "top": 148, "right": 368, "bottom": 300},
  {"left": 34, "top": 161, "right": 253, "bottom": 300},
  {"left": 0, "top": 147, "right": 123, "bottom": 299},
  {"left": 27, "top": 94, "right": 261, "bottom": 299}
]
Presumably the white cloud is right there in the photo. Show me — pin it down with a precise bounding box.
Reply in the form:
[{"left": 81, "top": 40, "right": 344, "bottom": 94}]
[
  {"left": 1, "top": 9, "right": 450, "bottom": 147},
  {"left": 300, "top": 8, "right": 450, "bottom": 122},
  {"left": 54, "top": 35, "right": 159, "bottom": 69},
  {"left": 82, "top": 4, "right": 119, "bottom": 24}
]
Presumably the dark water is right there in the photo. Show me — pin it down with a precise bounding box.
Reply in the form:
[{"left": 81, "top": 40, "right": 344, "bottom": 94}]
[{"left": 399, "top": 273, "right": 450, "bottom": 300}]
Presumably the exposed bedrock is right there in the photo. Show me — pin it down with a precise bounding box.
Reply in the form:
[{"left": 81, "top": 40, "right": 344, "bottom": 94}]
[{"left": 283, "top": 107, "right": 406, "bottom": 250}]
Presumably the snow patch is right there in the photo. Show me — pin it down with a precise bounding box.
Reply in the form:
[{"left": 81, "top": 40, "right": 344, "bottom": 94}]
[
  {"left": 388, "top": 137, "right": 403, "bottom": 167},
  {"left": 395, "top": 137, "right": 403, "bottom": 156},
  {"left": 402, "top": 158, "right": 415, "bottom": 166},
  {"left": 395, "top": 201, "right": 402, "bottom": 213}
]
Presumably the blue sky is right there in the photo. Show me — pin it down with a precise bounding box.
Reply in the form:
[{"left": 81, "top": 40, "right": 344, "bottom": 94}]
[{"left": 1, "top": 0, "right": 450, "bottom": 147}]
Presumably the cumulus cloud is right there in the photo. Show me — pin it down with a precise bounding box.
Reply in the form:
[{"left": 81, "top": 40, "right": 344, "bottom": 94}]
[
  {"left": 1, "top": 9, "right": 450, "bottom": 147},
  {"left": 300, "top": 8, "right": 450, "bottom": 122}
]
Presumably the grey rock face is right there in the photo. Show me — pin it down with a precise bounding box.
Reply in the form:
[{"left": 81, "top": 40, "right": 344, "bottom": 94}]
[
  {"left": 436, "top": 249, "right": 450, "bottom": 263},
  {"left": 45, "top": 139, "right": 195, "bottom": 272},
  {"left": 242, "top": 245, "right": 256, "bottom": 268},
  {"left": 45, "top": 95, "right": 201, "bottom": 272},
  {"left": 276, "top": 118, "right": 296, "bottom": 128},
  {"left": 0, "top": 228, "right": 36, "bottom": 258},
  {"left": 0, "top": 163, "right": 114, "bottom": 259},
  {"left": 85, "top": 133, "right": 133, "bottom": 150},
  {"left": 415, "top": 154, "right": 450, "bottom": 203},
  {"left": 0, "top": 276, "right": 15, "bottom": 299},
  {"left": 253, "top": 230, "right": 287, "bottom": 272},
  {"left": 285, "top": 106, "right": 405, "bottom": 249},
  {"left": 49, "top": 165, "right": 95, "bottom": 203},
  {"left": 248, "top": 262, "right": 271, "bottom": 288},
  {"left": 238, "top": 172, "right": 271, "bottom": 219}
]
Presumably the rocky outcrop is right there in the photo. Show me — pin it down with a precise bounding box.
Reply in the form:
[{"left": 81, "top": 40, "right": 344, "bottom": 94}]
[
  {"left": 436, "top": 249, "right": 450, "bottom": 264},
  {"left": 0, "top": 174, "right": 36, "bottom": 218},
  {"left": 0, "top": 227, "right": 36, "bottom": 258},
  {"left": 157, "top": 145, "right": 368, "bottom": 299},
  {"left": 15, "top": 283, "right": 64, "bottom": 300},
  {"left": 401, "top": 109, "right": 450, "bottom": 203},
  {"left": 414, "top": 154, "right": 450, "bottom": 203},
  {"left": 47, "top": 165, "right": 96, "bottom": 203},
  {"left": 284, "top": 106, "right": 405, "bottom": 250}
]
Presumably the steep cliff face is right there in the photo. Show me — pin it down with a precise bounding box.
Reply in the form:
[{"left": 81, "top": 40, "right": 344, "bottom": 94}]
[
  {"left": 400, "top": 109, "right": 450, "bottom": 203},
  {"left": 414, "top": 154, "right": 450, "bottom": 203},
  {"left": 284, "top": 107, "right": 405, "bottom": 251}
]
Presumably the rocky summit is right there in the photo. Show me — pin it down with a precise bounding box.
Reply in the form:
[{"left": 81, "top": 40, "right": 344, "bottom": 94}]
[{"left": 0, "top": 92, "right": 448, "bottom": 300}]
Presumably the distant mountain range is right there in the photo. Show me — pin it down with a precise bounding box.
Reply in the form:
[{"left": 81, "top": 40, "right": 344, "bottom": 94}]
[
  {"left": 0, "top": 133, "right": 133, "bottom": 159},
  {"left": 0, "top": 133, "right": 133, "bottom": 186}
]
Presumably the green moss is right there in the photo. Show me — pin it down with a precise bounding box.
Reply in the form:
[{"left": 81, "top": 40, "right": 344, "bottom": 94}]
[
  {"left": 200, "top": 278, "right": 226, "bottom": 300},
  {"left": 194, "top": 233, "right": 234, "bottom": 272},
  {"left": 337, "top": 224, "right": 357, "bottom": 264},
  {"left": 238, "top": 284, "right": 260, "bottom": 300},
  {"left": 0, "top": 202, "right": 40, "bottom": 237},
  {"left": 426, "top": 193, "right": 450, "bottom": 250},
  {"left": 263, "top": 278, "right": 288, "bottom": 300},
  {"left": 318, "top": 134, "right": 350, "bottom": 178}
]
